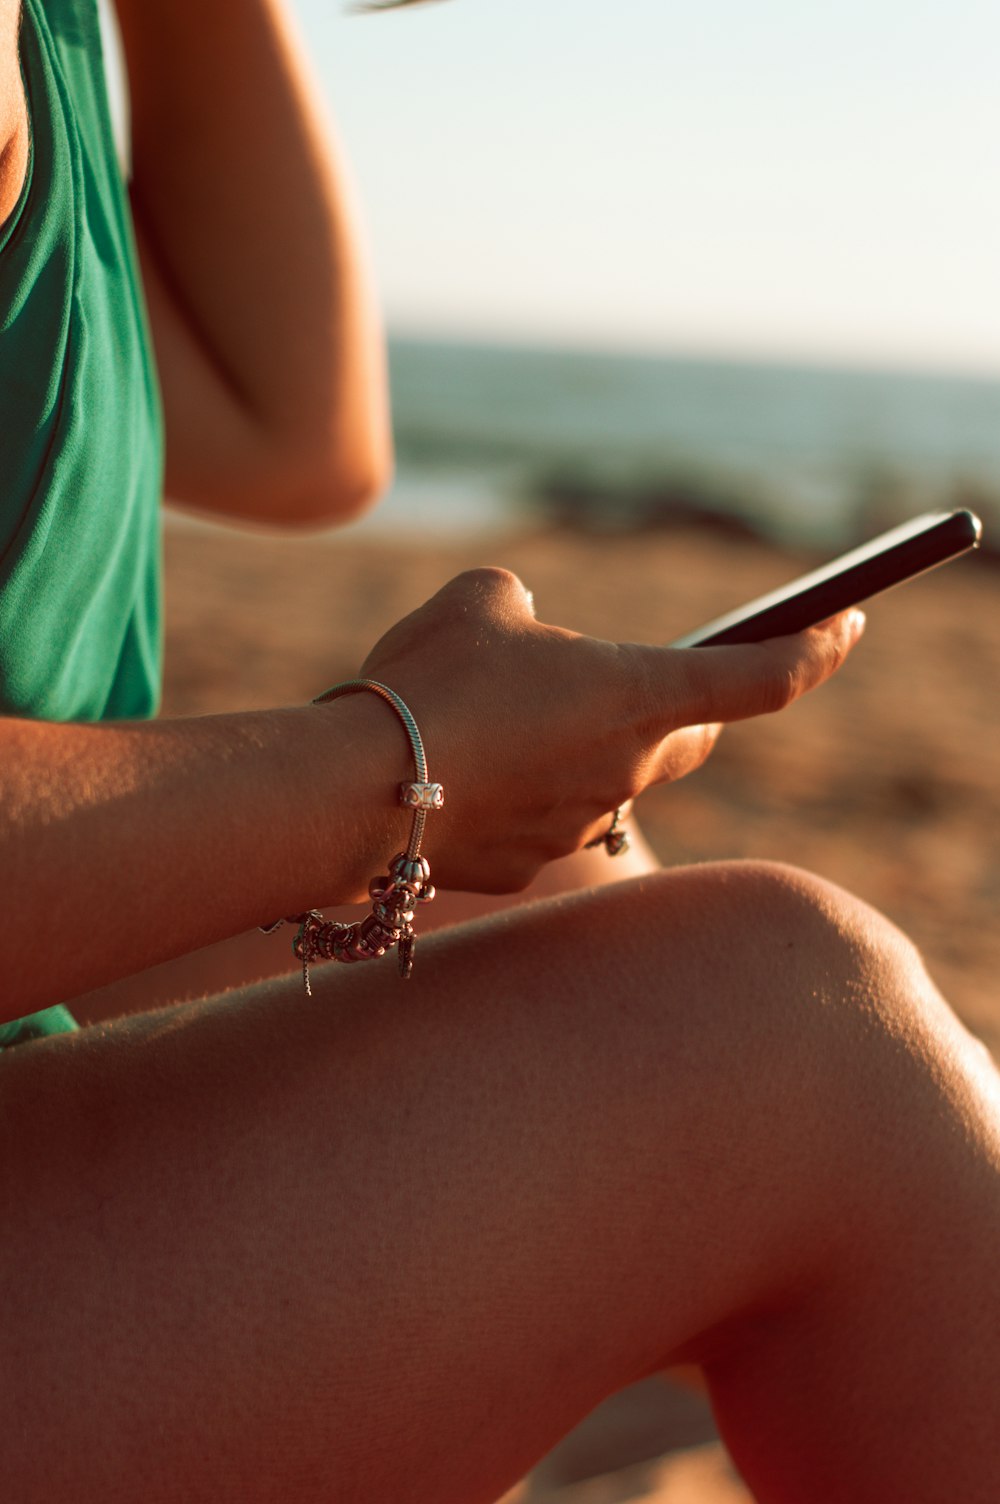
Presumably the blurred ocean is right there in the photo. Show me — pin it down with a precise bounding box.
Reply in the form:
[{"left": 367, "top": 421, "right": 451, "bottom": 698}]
[{"left": 360, "top": 337, "right": 1000, "bottom": 551}]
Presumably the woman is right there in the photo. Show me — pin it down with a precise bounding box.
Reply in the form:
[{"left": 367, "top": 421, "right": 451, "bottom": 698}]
[{"left": 2, "top": 2, "right": 998, "bottom": 1500}]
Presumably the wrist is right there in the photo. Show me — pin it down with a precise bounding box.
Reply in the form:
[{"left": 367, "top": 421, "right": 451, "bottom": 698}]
[
  {"left": 263, "top": 684, "right": 442, "bottom": 987},
  {"left": 287, "top": 695, "right": 415, "bottom": 907}
]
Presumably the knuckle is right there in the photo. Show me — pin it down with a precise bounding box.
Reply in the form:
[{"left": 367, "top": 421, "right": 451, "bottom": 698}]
[
  {"left": 449, "top": 565, "right": 528, "bottom": 604},
  {"left": 831, "top": 623, "right": 852, "bottom": 671},
  {"left": 807, "top": 621, "right": 846, "bottom": 679},
  {"left": 616, "top": 642, "right": 658, "bottom": 722},
  {"left": 439, "top": 567, "right": 536, "bottom": 632},
  {"left": 761, "top": 663, "right": 800, "bottom": 714},
  {"left": 622, "top": 642, "right": 690, "bottom": 733},
  {"left": 673, "top": 652, "right": 714, "bottom": 728}
]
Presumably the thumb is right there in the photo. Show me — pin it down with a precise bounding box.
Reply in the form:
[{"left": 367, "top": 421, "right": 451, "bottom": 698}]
[{"left": 643, "top": 610, "right": 866, "bottom": 727}]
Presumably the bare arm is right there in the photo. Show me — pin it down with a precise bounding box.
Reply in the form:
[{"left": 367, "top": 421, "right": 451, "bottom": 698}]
[
  {"left": 112, "top": 0, "right": 392, "bottom": 525},
  {"left": 0, "top": 0, "right": 27, "bottom": 229},
  {"left": 0, "top": 695, "right": 413, "bottom": 1017}
]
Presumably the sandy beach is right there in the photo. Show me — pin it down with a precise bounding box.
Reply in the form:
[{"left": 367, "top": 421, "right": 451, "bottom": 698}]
[{"left": 161, "top": 513, "right": 999, "bottom": 1502}]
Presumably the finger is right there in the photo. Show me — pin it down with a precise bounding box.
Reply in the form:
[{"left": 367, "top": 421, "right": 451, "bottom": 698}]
[
  {"left": 646, "top": 721, "right": 723, "bottom": 786},
  {"left": 641, "top": 609, "right": 866, "bottom": 728}
]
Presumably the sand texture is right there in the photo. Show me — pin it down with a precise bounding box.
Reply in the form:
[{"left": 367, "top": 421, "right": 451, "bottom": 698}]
[{"left": 161, "top": 516, "right": 999, "bottom": 1501}]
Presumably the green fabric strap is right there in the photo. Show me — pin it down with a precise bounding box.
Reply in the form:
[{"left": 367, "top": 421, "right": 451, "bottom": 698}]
[
  {"left": 0, "top": 0, "right": 164, "bottom": 723},
  {"left": 0, "top": 1005, "right": 79, "bottom": 1050}
]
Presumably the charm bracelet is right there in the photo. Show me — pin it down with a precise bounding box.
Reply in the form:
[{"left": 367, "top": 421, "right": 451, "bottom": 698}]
[{"left": 260, "top": 679, "right": 443, "bottom": 992}]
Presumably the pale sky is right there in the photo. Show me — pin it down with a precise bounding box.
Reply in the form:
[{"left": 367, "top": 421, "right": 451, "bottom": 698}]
[{"left": 285, "top": 0, "right": 1000, "bottom": 373}]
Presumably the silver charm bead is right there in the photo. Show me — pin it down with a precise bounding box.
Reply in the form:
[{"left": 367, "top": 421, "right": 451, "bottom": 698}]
[
  {"left": 399, "top": 781, "right": 445, "bottom": 812},
  {"left": 390, "top": 854, "right": 431, "bottom": 888},
  {"left": 360, "top": 914, "right": 395, "bottom": 952}
]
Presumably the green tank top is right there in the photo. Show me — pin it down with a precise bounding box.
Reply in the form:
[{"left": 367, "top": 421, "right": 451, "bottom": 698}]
[
  {"left": 0, "top": 0, "right": 164, "bottom": 1047},
  {"left": 0, "top": 0, "right": 163, "bottom": 724}
]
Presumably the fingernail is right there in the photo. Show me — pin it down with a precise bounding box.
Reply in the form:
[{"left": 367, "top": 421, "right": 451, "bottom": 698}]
[{"left": 848, "top": 609, "right": 866, "bottom": 639}]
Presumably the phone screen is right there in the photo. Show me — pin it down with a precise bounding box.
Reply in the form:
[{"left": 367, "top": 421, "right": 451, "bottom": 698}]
[{"left": 669, "top": 509, "right": 982, "bottom": 649}]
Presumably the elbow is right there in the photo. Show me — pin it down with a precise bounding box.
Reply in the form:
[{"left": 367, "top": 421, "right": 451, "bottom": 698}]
[
  {"left": 177, "top": 434, "right": 395, "bottom": 531},
  {"left": 282, "top": 442, "right": 394, "bottom": 529},
  {"left": 163, "top": 396, "right": 395, "bottom": 529},
  {"left": 265, "top": 398, "right": 396, "bottom": 527}
]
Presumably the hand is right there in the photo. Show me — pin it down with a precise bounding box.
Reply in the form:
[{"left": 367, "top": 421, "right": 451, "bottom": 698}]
[{"left": 358, "top": 568, "right": 865, "bottom": 893}]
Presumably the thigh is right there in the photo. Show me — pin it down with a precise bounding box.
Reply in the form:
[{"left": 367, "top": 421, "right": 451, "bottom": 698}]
[{"left": 3, "top": 863, "right": 997, "bottom": 1504}]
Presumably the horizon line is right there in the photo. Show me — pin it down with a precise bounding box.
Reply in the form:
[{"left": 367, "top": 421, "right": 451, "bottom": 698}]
[{"left": 385, "top": 323, "right": 1000, "bottom": 385}]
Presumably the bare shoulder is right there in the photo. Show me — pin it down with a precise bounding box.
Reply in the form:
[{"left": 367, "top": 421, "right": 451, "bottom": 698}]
[{"left": 0, "top": 0, "right": 28, "bottom": 231}]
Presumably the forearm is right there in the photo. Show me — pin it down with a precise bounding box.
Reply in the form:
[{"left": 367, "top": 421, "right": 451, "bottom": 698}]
[
  {"left": 0, "top": 698, "right": 408, "bottom": 1015},
  {"left": 113, "top": 0, "right": 391, "bottom": 522}
]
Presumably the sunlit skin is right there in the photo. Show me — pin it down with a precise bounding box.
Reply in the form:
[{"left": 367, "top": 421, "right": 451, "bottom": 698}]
[{"left": 2, "top": 4, "right": 999, "bottom": 1501}]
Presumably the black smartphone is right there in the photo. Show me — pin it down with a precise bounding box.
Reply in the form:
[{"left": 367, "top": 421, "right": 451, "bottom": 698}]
[{"left": 669, "top": 509, "right": 983, "bottom": 648}]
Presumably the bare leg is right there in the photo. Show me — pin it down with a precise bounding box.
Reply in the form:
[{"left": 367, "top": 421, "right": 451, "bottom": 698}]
[{"left": 3, "top": 863, "right": 998, "bottom": 1503}]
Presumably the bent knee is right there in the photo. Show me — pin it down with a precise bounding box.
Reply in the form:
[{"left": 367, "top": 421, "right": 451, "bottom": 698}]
[
  {"left": 719, "top": 859, "right": 927, "bottom": 996},
  {"left": 737, "top": 861, "right": 987, "bottom": 1067},
  {"left": 617, "top": 859, "right": 972, "bottom": 1150},
  {"left": 639, "top": 858, "right": 927, "bottom": 1014},
  {"left": 685, "top": 858, "right": 996, "bottom": 1166},
  {"left": 577, "top": 858, "right": 937, "bottom": 1104}
]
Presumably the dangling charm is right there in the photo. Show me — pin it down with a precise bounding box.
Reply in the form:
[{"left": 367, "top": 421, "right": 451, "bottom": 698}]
[
  {"left": 585, "top": 806, "right": 631, "bottom": 858},
  {"left": 397, "top": 929, "right": 415, "bottom": 980}
]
